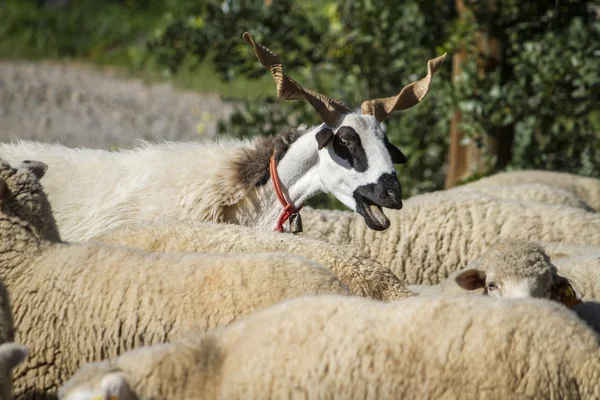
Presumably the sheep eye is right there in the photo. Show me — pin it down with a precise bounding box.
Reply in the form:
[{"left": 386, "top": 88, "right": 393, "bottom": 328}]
[
  {"left": 487, "top": 283, "right": 498, "bottom": 291},
  {"left": 339, "top": 138, "right": 348, "bottom": 146}
]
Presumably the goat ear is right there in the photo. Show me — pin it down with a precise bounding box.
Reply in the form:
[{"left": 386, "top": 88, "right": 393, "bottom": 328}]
[
  {"left": 315, "top": 128, "right": 334, "bottom": 150},
  {"left": 551, "top": 273, "right": 582, "bottom": 308},
  {"left": 454, "top": 269, "right": 486, "bottom": 291},
  {"left": 384, "top": 136, "right": 407, "bottom": 164},
  {"left": 0, "top": 343, "right": 28, "bottom": 370},
  {"left": 19, "top": 160, "right": 48, "bottom": 180}
]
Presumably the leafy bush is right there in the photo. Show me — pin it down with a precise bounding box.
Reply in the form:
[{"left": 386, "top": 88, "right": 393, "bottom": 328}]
[{"left": 1, "top": 0, "right": 598, "bottom": 208}]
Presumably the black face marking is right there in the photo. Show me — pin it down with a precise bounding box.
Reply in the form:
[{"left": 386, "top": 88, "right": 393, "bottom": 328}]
[
  {"left": 383, "top": 135, "right": 407, "bottom": 164},
  {"left": 332, "top": 126, "right": 368, "bottom": 172},
  {"left": 352, "top": 172, "right": 402, "bottom": 230},
  {"left": 315, "top": 128, "right": 334, "bottom": 150}
]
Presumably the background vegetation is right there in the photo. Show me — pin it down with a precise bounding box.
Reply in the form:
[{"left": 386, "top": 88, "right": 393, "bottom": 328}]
[{"left": 1, "top": 0, "right": 598, "bottom": 208}]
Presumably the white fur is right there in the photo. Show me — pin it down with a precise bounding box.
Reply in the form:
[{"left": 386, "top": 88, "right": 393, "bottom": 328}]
[
  {"left": 1, "top": 114, "right": 399, "bottom": 241},
  {"left": 318, "top": 115, "right": 394, "bottom": 210}
]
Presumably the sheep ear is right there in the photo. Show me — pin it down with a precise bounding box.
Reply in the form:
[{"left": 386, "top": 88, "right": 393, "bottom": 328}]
[
  {"left": 0, "top": 179, "right": 6, "bottom": 199},
  {"left": 551, "top": 273, "right": 582, "bottom": 308},
  {"left": 100, "top": 373, "right": 137, "bottom": 400},
  {"left": 19, "top": 160, "right": 48, "bottom": 180},
  {"left": 315, "top": 128, "right": 334, "bottom": 150},
  {"left": 0, "top": 343, "right": 28, "bottom": 370},
  {"left": 454, "top": 269, "right": 486, "bottom": 291},
  {"left": 384, "top": 136, "right": 407, "bottom": 164}
]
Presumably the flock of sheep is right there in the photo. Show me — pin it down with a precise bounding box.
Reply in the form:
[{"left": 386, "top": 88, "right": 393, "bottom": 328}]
[{"left": 0, "top": 33, "right": 599, "bottom": 399}]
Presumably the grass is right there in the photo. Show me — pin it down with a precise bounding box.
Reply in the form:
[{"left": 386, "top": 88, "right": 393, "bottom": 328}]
[{"left": 0, "top": 0, "right": 273, "bottom": 99}]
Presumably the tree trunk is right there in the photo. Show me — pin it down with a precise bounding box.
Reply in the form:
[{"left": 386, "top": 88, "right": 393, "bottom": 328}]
[{"left": 445, "top": 0, "right": 510, "bottom": 188}]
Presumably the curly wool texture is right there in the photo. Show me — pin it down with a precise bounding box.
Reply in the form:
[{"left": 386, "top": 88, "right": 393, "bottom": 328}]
[
  {"left": 462, "top": 183, "right": 595, "bottom": 211},
  {"left": 60, "top": 295, "right": 600, "bottom": 400},
  {"left": 92, "top": 219, "right": 414, "bottom": 302},
  {"left": 301, "top": 189, "right": 600, "bottom": 285},
  {"left": 462, "top": 170, "right": 600, "bottom": 211},
  {"left": 0, "top": 163, "right": 350, "bottom": 398}
]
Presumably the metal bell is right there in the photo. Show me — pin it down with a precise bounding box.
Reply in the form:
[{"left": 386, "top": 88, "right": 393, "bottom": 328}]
[{"left": 289, "top": 213, "right": 303, "bottom": 234}]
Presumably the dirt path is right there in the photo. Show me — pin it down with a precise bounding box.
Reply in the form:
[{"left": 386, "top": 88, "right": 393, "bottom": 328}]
[{"left": 0, "top": 61, "right": 235, "bottom": 149}]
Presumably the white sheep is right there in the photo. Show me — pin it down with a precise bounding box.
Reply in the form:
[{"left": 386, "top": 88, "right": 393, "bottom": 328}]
[
  {"left": 91, "top": 219, "right": 414, "bottom": 302},
  {"left": 462, "top": 170, "right": 600, "bottom": 211},
  {"left": 59, "top": 295, "right": 600, "bottom": 400},
  {"left": 408, "top": 240, "right": 581, "bottom": 305},
  {"left": 462, "top": 183, "right": 595, "bottom": 211},
  {"left": 301, "top": 189, "right": 600, "bottom": 285},
  {"left": 0, "top": 160, "right": 351, "bottom": 397},
  {"left": 0, "top": 34, "right": 446, "bottom": 241}
]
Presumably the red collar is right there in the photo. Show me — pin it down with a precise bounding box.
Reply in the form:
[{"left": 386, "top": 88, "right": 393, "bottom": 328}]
[{"left": 270, "top": 154, "right": 304, "bottom": 233}]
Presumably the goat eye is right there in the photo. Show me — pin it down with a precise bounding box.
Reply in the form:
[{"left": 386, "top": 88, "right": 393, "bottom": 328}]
[
  {"left": 339, "top": 138, "right": 348, "bottom": 146},
  {"left": 487, "top": 283, "right": 498, "bottom": 291}
]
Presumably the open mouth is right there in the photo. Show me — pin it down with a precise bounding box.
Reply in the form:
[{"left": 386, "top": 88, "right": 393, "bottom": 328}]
[{"left": 356, "top": 196, "right": 391, "bottom": 231}]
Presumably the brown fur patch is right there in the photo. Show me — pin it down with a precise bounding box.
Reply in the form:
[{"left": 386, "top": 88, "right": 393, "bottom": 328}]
[{"left": 232, "top": 129, "right": 306, "bottom": 188}]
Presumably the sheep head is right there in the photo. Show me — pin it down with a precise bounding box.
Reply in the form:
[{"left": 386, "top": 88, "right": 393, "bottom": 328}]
[
  {"left": 244, "top": 32, "right": 446, "bottom": 230},
  {"left": 453, "top": 241, "right": 582, "bottom": 308}
]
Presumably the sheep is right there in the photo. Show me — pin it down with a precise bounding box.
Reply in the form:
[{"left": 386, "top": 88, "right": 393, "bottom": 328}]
[
  {"left": 0, "top": 34, "right": 446, "bottom": 241},
  {"left": 407, "top": 240, "right": 582, "bottom": 306},
  {"left": 91, "top": 219, "right": 414, "bottom": 302},
  {"left": 300, "top": 189, "right": 600, "bottom": 285},
  {"left": 462, "top": 170, "right": 600, "bottom": 211},
  {"left": 0, "top": 160, "right": 352, "bottom": 397},
  {"left": 59, "top": 294, "right": 600, "bottom": 400},
  {"left": 462, "top": 183, "right": 595, "bottom": 211},
  {"left": 0, "top": 343, "right": 28, "bottom": 400}
]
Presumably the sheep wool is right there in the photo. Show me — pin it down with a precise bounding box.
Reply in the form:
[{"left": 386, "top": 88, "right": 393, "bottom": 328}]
[
  {"left": 92, "top": 219, "right": 414, "bottom": 302},
  {"left": 301, "top": 189, "right": 600, "bottom": 285},
  {"left": 0, "top": 161, "right": 350, "bottom": 398},
  {"left": 462, "top": 183, "right": 595, "bottom": 211},
  {"left": 463, "top": 170, "right": 600, "bottom": 211},
  {"left": 60, "top": 295, "right": 600, "bottom": 400}
]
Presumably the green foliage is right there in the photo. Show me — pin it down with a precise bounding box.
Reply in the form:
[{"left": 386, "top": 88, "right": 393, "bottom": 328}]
[
  {"left": 451, "top": 1, "right": 599, "bottom": 176},
  {"left": 1, "top": 0, "right": 598, "bottom": 208}
]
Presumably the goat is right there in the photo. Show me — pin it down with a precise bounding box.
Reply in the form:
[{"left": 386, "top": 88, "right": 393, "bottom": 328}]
[{"left": 0, "top": 33, "right": 446, "bottom": 241}]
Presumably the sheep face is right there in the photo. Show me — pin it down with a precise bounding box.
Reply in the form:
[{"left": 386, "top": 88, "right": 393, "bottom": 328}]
[
  {"left": 315, "top": 114, "right": 405, "bottom": 231},
  {"left": 454, "top": 268, "right": 554, "bottom": 299}
]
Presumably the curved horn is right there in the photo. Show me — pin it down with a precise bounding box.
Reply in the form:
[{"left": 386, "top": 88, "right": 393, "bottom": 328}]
[
  {"left": 361, "top": 53, "right": 447, "bottom": 122},
  {"left": 243, "top": 32, "right": 351, "bottom": 127}
]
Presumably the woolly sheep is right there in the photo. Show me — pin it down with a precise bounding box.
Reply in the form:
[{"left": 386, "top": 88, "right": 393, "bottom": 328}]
[
  {"left": 301, "top": 189, "right": 600, "bottom": 285},
  {"left": 408, "top": 240, "right": 581, "bottom": 306},
  {"left": 0, "top": 160, "right": 350, "bottom": 397},
  {"left": 59, "top": 295, "right": 600, "bottom": 400},
  {"left": 409, "top": 241, "right": 553, "bottom": 297},
  {"left": 92, "top": 219, "right": 414, "bottom": 301},
  {"left": 463, "top": 170, "right": 600, "bottom": 211},
  {"left": 462, "top": 183, "right": 595, "bottom": 211},
  {"left": 0, "top": 35, "right": 446, "bottom": 241}
]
